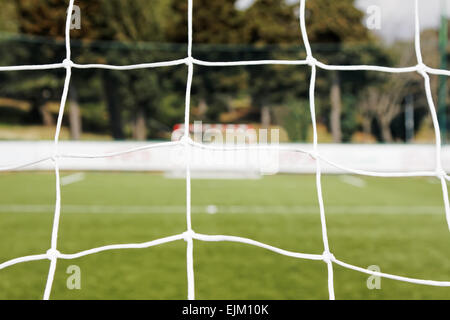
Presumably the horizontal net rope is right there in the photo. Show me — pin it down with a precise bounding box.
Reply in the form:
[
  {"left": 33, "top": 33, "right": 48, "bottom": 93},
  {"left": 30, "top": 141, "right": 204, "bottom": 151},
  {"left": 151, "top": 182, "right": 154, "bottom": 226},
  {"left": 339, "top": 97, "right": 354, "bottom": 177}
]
[
  {"left": 2, "top": 231, "right": 450, "bottom": 286},
  {"left": 5, "top": 54, "right": 450, "bottom": 76},
  {"left": 0, "top": 0, "right": 448, "bottom": 300},
  {"left": 3, "top": 57, "right": 450, "bottom": 75},
  {"left": 0, "top": 140, "right": 447, "bottom": 179}
]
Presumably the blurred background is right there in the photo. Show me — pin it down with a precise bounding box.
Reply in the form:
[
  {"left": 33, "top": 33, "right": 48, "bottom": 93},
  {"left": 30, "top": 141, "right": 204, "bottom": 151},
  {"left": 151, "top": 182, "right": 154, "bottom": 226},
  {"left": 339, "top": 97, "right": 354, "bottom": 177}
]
[
  {"left": 0, "top": 0, "right": 450, "bottom": 300},
  {"left": 0, "top": 0, "right": 448, "bottom": 144}
]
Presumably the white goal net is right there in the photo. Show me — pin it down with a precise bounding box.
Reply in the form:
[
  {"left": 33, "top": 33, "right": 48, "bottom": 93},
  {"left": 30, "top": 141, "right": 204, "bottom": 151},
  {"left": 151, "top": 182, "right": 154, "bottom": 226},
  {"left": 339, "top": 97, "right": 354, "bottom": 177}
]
[{"left": 0, "top": 0, "right": 449, "bottom": 300}]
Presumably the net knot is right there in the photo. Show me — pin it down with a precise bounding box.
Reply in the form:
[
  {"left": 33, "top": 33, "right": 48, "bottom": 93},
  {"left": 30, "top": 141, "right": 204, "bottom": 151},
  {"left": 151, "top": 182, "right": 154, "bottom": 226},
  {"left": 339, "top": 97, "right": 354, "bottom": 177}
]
[
  {"left": 322, "top": 251, "right": 335, "bottom": 264},
  {"left": 436, "top": 166, "right": 446, "bottom": 179},
  {"left": 416, "top": 63, "right": 427, "bottom": 76},
  {"left": 309, "top": 151, "right": 319, "bottom": 160},
  {"left": 182, "top": 230, "right": 196, "bottom": 242},
  {"left": 306, "top": 55, "right": 317, "bottom": 66},
  {"left": 62, "top": 58, "right": 73, "bottom": 69},
  {"left": 50, "top": 152, "right": 60, "bottom": 163},
  {"left": 185, "top": 57, "right": 194, "bottom": 65},
  {"left": 46, "top": 248, "right": 60, "bottom": 260},
  {"left": 180, "top": 135, "right": 193, "bottom": 146}
]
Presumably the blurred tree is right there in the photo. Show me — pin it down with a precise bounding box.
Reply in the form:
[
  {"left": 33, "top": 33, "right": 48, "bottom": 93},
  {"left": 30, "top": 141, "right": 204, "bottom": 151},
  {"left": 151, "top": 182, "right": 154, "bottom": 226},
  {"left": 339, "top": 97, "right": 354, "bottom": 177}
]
[
  {"left": 11, "top": 0, "right": 183, "bottom": 140},
  {"left": 0, "top": 0, "right": 19, "bottom": 33},
  {"left": 358, "top": 49, "right": 422, "bottom": 142},
  {"left": 169, "top": 0, "right": 386, "bottom": 142},
  {"left": 168, "top": 0, "right": 247, "bottom": 123},
  {"left": 241, "top": 0, "right": 304, "bottom": 128},
  {"left": 283, "top": 98, "right": 310, "bottom": 142},
  {"left": 169, "top": 0, "right": 309, "bottom": 127},
  {"left": 10, "top": 0, "right": 105, "bottom": 137},
  {"left": 359, "top": 78, "right": 406, "bottom": 142},
  {"left": 0, "top": 0, "right": 396, "bottom": 143},
  {"left": 96, "top": 0, "right": 174, "bottom": 140},
  {"left": 305, "top": 0, "right": 374, "bottom": 142},
  {"left": 168, "top": 0, "right": 244, "bottom": 44},
  {"left": 92, "top": 0, "right": 191, "bottom": 140},
  {"left": 240, "top": 0, "right": 300, "bottom": 45},
  {"left": 305, "top": 0, "right": 368, "bottom": 43}
]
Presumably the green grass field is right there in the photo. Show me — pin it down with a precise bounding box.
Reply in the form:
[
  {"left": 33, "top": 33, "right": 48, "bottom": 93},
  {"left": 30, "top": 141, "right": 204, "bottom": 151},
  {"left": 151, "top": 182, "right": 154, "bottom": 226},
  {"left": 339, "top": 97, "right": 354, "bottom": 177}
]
[{"left": 0, "top": 172, "right": 449, "bottom": 300}]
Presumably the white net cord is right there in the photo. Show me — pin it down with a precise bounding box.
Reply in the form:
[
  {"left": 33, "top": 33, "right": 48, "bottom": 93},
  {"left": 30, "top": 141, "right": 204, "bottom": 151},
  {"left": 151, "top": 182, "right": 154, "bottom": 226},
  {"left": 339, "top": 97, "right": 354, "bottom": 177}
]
[{"left": 0, "top": 0, "right": 448, "bottom": 300}]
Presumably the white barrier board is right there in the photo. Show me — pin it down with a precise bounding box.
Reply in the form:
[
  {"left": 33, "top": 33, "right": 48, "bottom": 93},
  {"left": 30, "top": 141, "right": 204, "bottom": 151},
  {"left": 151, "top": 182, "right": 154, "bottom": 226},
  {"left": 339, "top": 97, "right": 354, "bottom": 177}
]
[{"left": 0, "top": 141, "right": 447, "bottom": 174}]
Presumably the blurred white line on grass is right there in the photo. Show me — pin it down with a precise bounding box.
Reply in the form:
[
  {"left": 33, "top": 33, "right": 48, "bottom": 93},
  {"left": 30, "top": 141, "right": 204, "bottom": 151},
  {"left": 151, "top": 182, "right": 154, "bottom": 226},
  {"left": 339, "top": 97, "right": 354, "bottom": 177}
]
[
  {"left": 339, "top": 175, "right": 367, "bottom": 188},
  {"left": 61, "top": 172, "right": 86, "bottom": 186},
  {"left": 0, "top": 204, "right": 443, "bottom": 215}
]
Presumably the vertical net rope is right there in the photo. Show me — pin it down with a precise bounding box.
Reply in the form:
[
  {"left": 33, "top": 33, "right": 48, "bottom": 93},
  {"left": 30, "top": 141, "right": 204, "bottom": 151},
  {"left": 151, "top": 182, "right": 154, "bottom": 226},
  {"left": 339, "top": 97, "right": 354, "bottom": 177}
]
[
  {"left": 0, "top": 0, "right": 449, "bottom": 300},
  {"left": 42, "top": 0, "right": 76, "bottom": 300}
]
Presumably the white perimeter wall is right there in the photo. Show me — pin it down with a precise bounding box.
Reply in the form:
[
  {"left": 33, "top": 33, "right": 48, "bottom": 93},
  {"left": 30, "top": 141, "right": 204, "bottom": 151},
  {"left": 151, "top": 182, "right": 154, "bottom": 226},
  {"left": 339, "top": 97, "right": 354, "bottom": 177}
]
[{"left": 0, "top": 141, "right": 448, "bottom": 174}]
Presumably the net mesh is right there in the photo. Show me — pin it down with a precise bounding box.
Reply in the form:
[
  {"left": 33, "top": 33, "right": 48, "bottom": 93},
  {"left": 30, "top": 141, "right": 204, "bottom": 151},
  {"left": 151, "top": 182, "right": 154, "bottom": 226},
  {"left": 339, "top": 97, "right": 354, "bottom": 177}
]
[{"left": 0, "top": 0, "right": 449, "bottom": 300}]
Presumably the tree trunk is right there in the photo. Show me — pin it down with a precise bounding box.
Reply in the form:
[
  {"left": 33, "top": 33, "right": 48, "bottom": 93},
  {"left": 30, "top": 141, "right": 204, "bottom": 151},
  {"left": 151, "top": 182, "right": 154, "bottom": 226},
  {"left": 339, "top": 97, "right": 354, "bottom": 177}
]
[
  {"left": 261, "top": 105, "right": 271, "bottom": 129},
  {"left": 103, "top": 71, "right": 124, "bottom": 140},
  {"left": 380, "top": 119, "right": 393, "bottom": 142},
  {"left": 39, "top": 104, "right": 54, "bottom": 127},
  {"left": 362, "top": 116, "right": 371, "bottom": 137},
  {"left": 330, "top": 71, "right": 342, "bottom": 143},
  {"left": 69, "top": 84, "right": 82, "bottom": 140},
  {"left": 198, "top": 98, "right": 208, "bottom": 119},
  {"left": 134, "top": 107, "right": 147, "bottom": 141}
]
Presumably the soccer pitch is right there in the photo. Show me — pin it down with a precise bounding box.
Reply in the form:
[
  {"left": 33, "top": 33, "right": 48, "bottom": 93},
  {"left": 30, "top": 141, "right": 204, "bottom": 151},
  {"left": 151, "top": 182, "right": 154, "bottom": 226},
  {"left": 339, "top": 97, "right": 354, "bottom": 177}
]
[{"left": 0, "top": 172, "right": 449, "bottom": 300}]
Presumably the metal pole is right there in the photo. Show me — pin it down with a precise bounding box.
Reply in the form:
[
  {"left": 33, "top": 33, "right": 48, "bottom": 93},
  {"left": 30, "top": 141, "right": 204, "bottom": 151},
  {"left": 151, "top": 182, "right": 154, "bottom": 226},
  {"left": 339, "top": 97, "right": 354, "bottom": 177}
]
[
  {"left": 405, "top": 94, "right": 415, "bottom": 143},
  {"left": 438, "top": 0, "right": 448, "bottom": 143}
]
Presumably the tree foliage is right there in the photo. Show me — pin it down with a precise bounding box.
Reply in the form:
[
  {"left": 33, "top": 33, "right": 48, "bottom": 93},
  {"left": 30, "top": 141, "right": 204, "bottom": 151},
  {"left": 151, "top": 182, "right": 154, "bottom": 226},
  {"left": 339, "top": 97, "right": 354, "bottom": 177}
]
[{"left": 0, "top": 0, "right": 416, "bottom": 142}]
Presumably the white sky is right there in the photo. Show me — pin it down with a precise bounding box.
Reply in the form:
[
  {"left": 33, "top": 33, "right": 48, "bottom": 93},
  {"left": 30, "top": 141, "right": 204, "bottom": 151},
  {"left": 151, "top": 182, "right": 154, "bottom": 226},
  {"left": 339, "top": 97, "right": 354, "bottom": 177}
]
[
  {"left": 356, "top": 0, "right": 450, "bottom": 42},
  {"left": 236, "top": 0, "right": 450, "bottom": 43}
]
